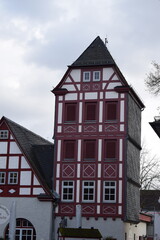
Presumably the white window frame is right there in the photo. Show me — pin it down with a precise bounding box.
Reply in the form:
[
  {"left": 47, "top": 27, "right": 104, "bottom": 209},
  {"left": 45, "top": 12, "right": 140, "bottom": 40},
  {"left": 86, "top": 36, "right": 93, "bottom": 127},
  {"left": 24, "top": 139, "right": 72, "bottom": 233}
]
[
  {"left": 83, "top": 72, "right": 90, "bottom": 82},
  {"left": 93, "top": 71, "right": 100, "bottom": 81},
  {"left": 82, "top": 181, "right": 95, "bottom": 202},
  {"left": 62, "top": 181, "right": 74, "bottom": 202},
  {"left": 0, "top": 130, "right": 9, "bottom": 139},
  {"left": 0, "top": 172, "right": 6, "bottom": 184},
  {"left": 8, "top": 172, "right": 18, "bottom": 184},
  {"left": 103, "top": 181, "right": 116, "bottom": 203}
]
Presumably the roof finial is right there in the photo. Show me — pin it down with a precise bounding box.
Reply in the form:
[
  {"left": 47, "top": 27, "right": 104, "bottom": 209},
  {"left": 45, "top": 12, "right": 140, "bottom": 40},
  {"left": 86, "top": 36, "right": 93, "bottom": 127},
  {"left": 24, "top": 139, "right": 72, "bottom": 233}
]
[{"left": 105, "top": 36, "right": 108, "bottom": 46}]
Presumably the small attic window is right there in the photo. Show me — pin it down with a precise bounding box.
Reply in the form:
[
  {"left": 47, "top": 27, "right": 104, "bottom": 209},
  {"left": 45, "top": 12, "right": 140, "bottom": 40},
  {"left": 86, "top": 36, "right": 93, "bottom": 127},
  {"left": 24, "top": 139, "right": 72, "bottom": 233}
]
[
  {"left": 83, "top": 72, "right": 90, "bottom": 82},
  {"left": 0, "top": 130, "right": 9, "bottom": 139}
]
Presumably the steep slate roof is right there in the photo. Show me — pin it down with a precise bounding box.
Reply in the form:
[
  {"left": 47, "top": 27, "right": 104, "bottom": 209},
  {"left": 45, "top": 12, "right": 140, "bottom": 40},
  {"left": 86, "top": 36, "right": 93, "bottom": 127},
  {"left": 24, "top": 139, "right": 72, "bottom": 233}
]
[
  {"left": 140, "top": 190, "right": 160, "bottom": 211},
  {"left": 0, "top": 116, "right": 55, "bottom": 198},
  {"left": 58, "top": 228, "right": 102, "bottom": 239},
  {"left": 71, "top": 36, "right": 115, "bottom": 67},
  {"left": 150, "top": 118, "right": 160, "bottom": 138}
]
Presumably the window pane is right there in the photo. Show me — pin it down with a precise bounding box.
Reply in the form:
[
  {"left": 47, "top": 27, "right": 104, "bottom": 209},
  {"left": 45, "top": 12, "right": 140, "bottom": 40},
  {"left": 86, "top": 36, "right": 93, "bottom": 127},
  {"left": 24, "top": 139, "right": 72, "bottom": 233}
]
[
  {"left": 85, "top": 103, "right": 96, "bottom": 121},
  {"left": 105, "top": 140, "right": 117, "bottom": 160},
  {"left": 105, "top": 102, "right": 117, "bottom": 121},
  {"left": 84, "top": 140, "right": 96, "bottom": 160},
  {"left": 83, "top": 72, "right": 90, "bottom": 82},
  {"left": 65, "top": 104, "right": 76, "bottom": 122},
  {"left": 64, "top": 141, "right": 75, "bottom": 160}
]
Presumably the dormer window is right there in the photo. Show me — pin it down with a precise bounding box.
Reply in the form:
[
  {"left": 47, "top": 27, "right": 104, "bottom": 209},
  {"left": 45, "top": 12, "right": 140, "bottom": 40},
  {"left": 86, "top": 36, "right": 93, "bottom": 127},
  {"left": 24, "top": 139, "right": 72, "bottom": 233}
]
[
  {"left": 0, "top": 130, "right": 9, "bottom": 139},
  {"left": 83, "top": 72, "right": 90, "bottom": 82},
  {"left": 93, "top": 71, "right": 100, "bottom": 81}
]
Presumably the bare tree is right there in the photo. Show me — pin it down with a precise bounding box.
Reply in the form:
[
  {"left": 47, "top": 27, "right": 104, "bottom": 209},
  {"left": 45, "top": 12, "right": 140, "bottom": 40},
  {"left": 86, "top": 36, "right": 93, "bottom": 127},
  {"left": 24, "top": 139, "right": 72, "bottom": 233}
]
[
  {"left": 140, "top": 143, "right": 160, "bottom": 189},
  {"left": 145, "top": 61, "right": 160, "bottom": 95}
]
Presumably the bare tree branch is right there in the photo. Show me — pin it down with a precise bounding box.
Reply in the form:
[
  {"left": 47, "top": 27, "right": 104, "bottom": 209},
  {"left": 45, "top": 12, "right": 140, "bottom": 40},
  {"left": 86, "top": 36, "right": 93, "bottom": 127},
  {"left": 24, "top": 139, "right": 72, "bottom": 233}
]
[
  {"left": 140, "top": 142, "right": 160, "bottom": 189},
  {"left": 145, "top": 61, "right": 160, "bottom": 95}
]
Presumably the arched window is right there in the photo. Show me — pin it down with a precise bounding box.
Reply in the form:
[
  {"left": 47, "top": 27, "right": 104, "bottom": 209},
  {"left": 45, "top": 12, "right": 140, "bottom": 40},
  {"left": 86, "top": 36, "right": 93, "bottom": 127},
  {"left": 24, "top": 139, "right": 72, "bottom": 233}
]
[{"left": 5, "top": 218, "right": 36, "bottom": 240}]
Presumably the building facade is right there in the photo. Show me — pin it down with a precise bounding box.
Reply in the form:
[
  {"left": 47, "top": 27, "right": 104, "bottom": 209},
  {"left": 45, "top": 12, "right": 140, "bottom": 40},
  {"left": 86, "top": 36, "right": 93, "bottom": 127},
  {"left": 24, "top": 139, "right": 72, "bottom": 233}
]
[
  {"left": 52, "top": 37, "right": 145, "bottom": 240},
  {"left": 0, "top": 116, "right": 56, "bottom": 240}
]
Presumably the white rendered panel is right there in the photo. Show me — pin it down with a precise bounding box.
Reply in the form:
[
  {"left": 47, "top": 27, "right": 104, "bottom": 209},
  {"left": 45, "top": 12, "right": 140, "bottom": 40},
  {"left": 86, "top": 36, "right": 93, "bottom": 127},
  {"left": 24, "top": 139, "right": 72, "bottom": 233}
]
[
  {"left": 118, "top": 206, "right": 122, "bottom": 215},
  {"left": 97, "top": 205, "right": 100, "bottom": 214},
  {"left": 76, "top": 180, "right": 80, "bottom": 202},
  {"left": 59, "top": 96, "right": 63, "bottom": 101},
  {"left": 10, "top": 135, "right": 14, "bottom": 140},
  {"left": 119, "top": 164, "right": 122, "bottom": 178},
  {"left": 105, "top": 92, "right": 118, "bottom": 99},
  {"left": 76, "top": 84, "right": 80, "bottom": 90},
  {"left": 58, "top": 103, "right": 62, "bottom": 124},
  {"left": 99, "top": 101, "right": 103, "bottom": 122},
  {"left": 56, "top": 164, "right": 60, "bottom": 178},
  {"left": 78, "top": 125, "right": 82, "bottom": 132},
  {"left": 97, "top": 180, "right": 101, "bottom": 203},
  {"left": 20, "top": 188, "right": 31, "bottom": 195},
  {"left": 118, "top": 180, "right": 122, "bottom": 204},
  {"left": 10, "top": 142, "right": 21, "bottom": 154},
  {"left": 99, "top": 125, "right": 102, "bottom": 132},
  {"left": 33, "top": 188, "right": 45, "bottom": 195},
  {"left": 77, "top": 140, "right": 81, "bottom": 162},
  {"left": 20, "top": 171, "right": 31, "bottom": 185},
  {"left": 119, "top": 139, "right": 123, "bottom": 162},
  {"left": 57, "top": 140, "right": 61, "bottom": 162},
  {"left": 98, "top": 164, "right": 101, "bottom": 178},
  {"left": 103, "top": 68, "right": 114, "bottom": 80},
  {"left": 98, "top": 139, "right": 102, "bottom": 161},
  {"left": 65, "top": 93, "right": 78, "bottom": 100},
  {"left": 77, "top": 164, "right": 80, "bottom": 178},
  {"left": 100, "top": 92, "right": 103, "bottom": 99},
  {"left": 65, "top": 77, "right": 72, "bottom": 83},
  {"left": 56, "top": 180, "right": 59, "bottom": 194},
  {"left": 8, "top": 156, "right": 19, "bottom": 169},
  {"left": 121, "top": 94, "right": 125, "bottom": 98},
  {"left": 33, "top": 175, "right": 40, "bottom": 185},
  {"left": 70, "top": 69, "right": 81, "bottom": 82},
  {"left": 63, "top": 84, "right": 76, "bottom": 91},
  {"left": 102, "top": 83, "right": 106, "bottom": 89},
  {"left": 57, "top": 126, "right": 62, "bottom": 133},
  {"left": 112, "top": 74, "right": 119, "bottom": 80},
  {"left": 107, "top": 82, "right": 122, "bottom": 89},
  {"left": 120, "top": 124, "right": 124, "bottom": 131},
  {"left": 79, "top": 93, "right": 83, "bottom": 100},
  {"left": 21, "top": 157, "right": 30, "bottom": 169},
  {"left": 120, "top": 101, "right": 125, "bottom": 122},
  {"left": 0, "top": 156, "right": 7, "bottom": 168},
  {"left": 0, "top": 142, "right": 8, "bottom": 154},
  {"left": 79, "top": 102, "right": 82, "bottom": 123},
  {"left": 85, "top": 92, "right": 98, "bottom": 99}
]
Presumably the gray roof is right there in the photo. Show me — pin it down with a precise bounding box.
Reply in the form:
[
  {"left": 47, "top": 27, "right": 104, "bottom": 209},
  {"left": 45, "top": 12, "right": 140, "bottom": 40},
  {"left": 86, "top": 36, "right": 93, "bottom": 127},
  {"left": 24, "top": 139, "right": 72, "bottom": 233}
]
[
  {"left": 0, "top": 116, "right": 55, "bottom": 198},
  {"left": 140, "top": 190, "right": 160, "bottom": 211},
  {"left": 71, "top": 36, "right": 115, "bottom": 67}
]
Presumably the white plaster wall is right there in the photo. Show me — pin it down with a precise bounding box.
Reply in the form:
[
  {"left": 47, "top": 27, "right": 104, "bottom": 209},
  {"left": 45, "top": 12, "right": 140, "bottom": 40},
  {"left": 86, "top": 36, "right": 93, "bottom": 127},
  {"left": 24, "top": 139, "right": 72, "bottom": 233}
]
[
  {"left": 124, "top": 222, "right": 147, "bottom": 240},
  {"left": 0, "top": 197, "right": 53, "bottom": 240}
]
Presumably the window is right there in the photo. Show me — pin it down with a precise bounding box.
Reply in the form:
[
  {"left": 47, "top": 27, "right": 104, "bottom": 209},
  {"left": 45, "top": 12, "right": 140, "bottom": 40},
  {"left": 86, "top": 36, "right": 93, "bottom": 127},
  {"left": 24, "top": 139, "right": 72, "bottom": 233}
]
[
  {"left": 8, "top": 172, "right": 18, "bottom": 184},
  {"left": 0, "top": 130, "right": 8, "bottom": 139},
  {"left": 83, "top": 140, "right": 96, "bottom": 161},
  {"left": 0, "top": 172, "right": 6, "bottom": 184},
  {"left": 105, "top": 102, "right": 117, "bottom": 121},
  {"left": 93, "top": 71, "right": 100, "bottom": 81},
  {"left": 62, "top": 181, "right": 74, "bottom": 201},
  {"left": 103, "top": 181, "right": 116, "bottom": 203},
  {"left": 65, "top": 103, "right": 77, "bottom": 122},
  {"left": 5, "top": 218, "right": 36, "bottom": 240},
  {"left": 104, "top": 139, "right": 117, "bottom": 161},
  {"left": 83, "top": 72, "right": 90, "bottom": 82},
  {"left": 82, "top": 181, "right": 95, "bottom": 202},
  {"left": 85, "top": 103, "right": 97, "bottom": 122},
  {"left": 63, "top": 140, "right": 75, "bottom": 161}
]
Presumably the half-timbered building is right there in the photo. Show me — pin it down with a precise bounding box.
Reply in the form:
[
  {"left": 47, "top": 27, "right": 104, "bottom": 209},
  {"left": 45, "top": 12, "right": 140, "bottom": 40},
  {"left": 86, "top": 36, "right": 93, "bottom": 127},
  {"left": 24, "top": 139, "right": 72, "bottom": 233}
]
[
  {"left": 52, "top": 36, "right": 145, "bottom": 240},
  {"left": 0, "top": 116, "right": 57, "bottom": 240}
]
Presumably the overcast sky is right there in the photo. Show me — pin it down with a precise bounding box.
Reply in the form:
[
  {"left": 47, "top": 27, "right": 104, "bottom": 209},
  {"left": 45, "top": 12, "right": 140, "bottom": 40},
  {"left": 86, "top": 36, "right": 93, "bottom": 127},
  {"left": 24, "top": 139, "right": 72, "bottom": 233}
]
[{"left": 0, "top": 0, "right": 160, "bottom": 157}]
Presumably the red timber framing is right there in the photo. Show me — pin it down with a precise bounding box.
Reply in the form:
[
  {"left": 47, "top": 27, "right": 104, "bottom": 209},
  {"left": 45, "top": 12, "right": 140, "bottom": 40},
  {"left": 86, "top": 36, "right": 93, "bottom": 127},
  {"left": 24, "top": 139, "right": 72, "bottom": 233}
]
[
  {"left": 0, "top": 118, "right": 54, "bottom": 200},
  {"left": 52, "top": 37, "right": 144, "bottom": 220}
]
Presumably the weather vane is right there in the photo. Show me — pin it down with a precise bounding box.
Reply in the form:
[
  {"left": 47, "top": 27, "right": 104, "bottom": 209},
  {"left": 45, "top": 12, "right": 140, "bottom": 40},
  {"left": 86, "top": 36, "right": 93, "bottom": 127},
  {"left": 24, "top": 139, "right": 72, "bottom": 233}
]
[{"left": 105, "top": 36, "right": 108, "bottom": 46}]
